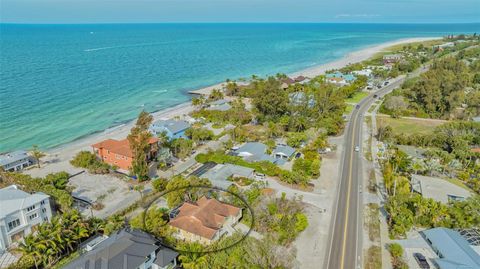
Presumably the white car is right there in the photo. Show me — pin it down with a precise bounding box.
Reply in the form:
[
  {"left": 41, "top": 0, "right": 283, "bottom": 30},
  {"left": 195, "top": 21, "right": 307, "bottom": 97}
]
[{"left": 354, "top": 146, "right": 360, "bottom": 152}]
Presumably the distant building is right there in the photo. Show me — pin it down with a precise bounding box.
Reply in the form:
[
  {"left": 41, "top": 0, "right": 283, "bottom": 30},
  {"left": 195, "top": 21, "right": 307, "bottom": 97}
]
[
  {"left": 0, "top": 150, "right": 35, "bottom": 172},
  {"left": 325, "top": 72, "right": 356, "bottom": 86},
  {"left": 472, "top": 116, "right": 480, "bottom": 122},
  {"left": 169, "top": 196, "right": 242, "bottom": 244},
  {"left": 433, "top": 42, "right": 455, "bottom": 52},
  {"left": 352, "top": 68, "right": 373, "bottom": 77},
  {"left": 64, "top": 228, "right": 178, "bottom": 269},
  {"left": 411, "top": 175, "right": 472, "bottom": 204},
  {"left": 421, "top": 227, "right": 480, "bottom": 269},
  {"left": 383, "top": 54, "right": 402, "bottom": 64},
  {"left": 206, "top": 99, "right": 231, "bottom": 112},
  {"left": 200, "top": 164, "right": 255, "bottom": 189},
  {"left": 0, "top": 185, "right": 52, "bottom": 252},
  {"left": 289, "top": 92, "right": 315, "bottom": 108},
  {"left": 149, "top": 119, "right": 191, "bottom": 140},
  {"left": 91, "top": 137, "right": 158, "bottom": 171}
]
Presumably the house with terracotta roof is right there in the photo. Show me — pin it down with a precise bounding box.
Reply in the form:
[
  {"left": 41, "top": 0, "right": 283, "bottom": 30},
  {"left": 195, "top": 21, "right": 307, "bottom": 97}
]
[
  {"left": 91, "top": 137, "right": 158, "bottom": 171},
  {"left": 168, "top": 196, "right": 242, "bottom": 244}
]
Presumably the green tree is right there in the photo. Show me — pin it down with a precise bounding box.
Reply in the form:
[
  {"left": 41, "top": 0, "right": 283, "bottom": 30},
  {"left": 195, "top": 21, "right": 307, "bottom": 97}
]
[
  {"left": 128, "top": 111, "right": 154, "bottom": 181},
  {"left": 30, "top": 145, "right": 45, "bottom": 168}
]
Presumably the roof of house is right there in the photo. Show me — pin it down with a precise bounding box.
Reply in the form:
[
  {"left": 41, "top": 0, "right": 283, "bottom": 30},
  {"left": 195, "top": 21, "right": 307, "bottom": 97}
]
[
  {"left": 281, "top": 77, "right": 295, "bottom": 85},
  {"left": 235, "top": 142, "right": 277, "bottom": 163},
  {"left": 64, "top": 229, "right": 178, "bottom": 269},
  {"left": 411, "top": 175, "right": 472, "bottom": 204},
  {"left": 0, "top": 185, "right": 49, "bottom": 219},
  {"left": 0, "top": 150, "right": 32, "bottom": 166},
  {"left": 471, "top": 147, "right": 480, "bottom": 153},
  {"left": 206, "top": 103, "right": 231, "bottom": 111},
  {"left": 294, "top": 76, "right": 306, "bottom": 82},
  {"left": 472, "top": 116, "right": 480, "bottom": 122},
  {"left": 201, "top": 164, "right": 255, "bottom": 189},
  {"left": 169, "top": 196, "right": 241, "bottom": 240},
  {"left": 273, "top": 145, "right": 295, "bottom": 157},
  {"left": 209, "top": 99, "right": 229, "bottom": 106},
  {"left": 397, "top": 145, "right": 426, "bottom": 159},
  {"left": 91, "top": 137, "right": 158, "bottom": 158},
  {"left": 151, "top": 119, "right": 191, "bottom": 134},
  {"left": 422, "top": 227, "right": 480, "bottom": 269}
]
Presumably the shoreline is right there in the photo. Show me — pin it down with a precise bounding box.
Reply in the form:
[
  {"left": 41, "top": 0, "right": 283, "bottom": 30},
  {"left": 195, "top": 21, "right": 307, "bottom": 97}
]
[{"left": 43, "top": 36, "right": 439, "bottom": 159}]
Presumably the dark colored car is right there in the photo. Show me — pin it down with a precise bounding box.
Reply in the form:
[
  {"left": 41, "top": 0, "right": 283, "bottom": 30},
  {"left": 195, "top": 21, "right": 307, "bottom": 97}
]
[
  {"left": 413, "top": 253, "right": 430, "bottom": 269},
  {"left": 373, "top": 94, "right": 378, "bottom": 98},
  {"left": 355, "top": 104, "right": 360, "bottom": 109}
]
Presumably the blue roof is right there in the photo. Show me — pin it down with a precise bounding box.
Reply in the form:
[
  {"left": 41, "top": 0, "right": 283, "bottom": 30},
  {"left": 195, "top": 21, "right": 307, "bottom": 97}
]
[
  {"left": 273, "top": 145, "right": 295, "bottom": 158},
  {"left": 422, "top": 228, "right": 480, "bottom": 269}
]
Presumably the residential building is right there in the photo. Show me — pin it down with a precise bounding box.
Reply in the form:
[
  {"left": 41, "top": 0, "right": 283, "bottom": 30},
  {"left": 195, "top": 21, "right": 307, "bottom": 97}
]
[
  {"left": 0, "top": 151, "right": 35, "bottom": 172},
  {"left": 206, "top": 99, "right": 231, "bottom": 111},
  {"left": 0, "top": 185, "right": 52, "bottom": 253},
  {"left": 168, "top": 196, "right": 242, "bottom": 244},
  {"left": 149, "top": 119, "right": 191, "bottom": 140},
  {"left": 91, "top": 137, "right": 158, "bottom": 171},
  {"left": 472, "top": 116, "right": 480, "bottom": 122},
  {"left": 273, "top": 144, "right": 296, "bottom": 160},
  {"left": 200, "top": 163, "right": 255, "bottom": 189},
  {"left": 325, "top": 71, "right": 356, "bottom": 85},
  {"left": 352, "top": 68, "right": 373, "bottom": 77},
  {"left": 421, "top": 227, "right": 480, "bottom": 269},
  {"left": 411, "top": 174, "right": 472, "bottom": 204},
  {"left": 433, "top": 42, "right": 455, "bottom": 52},
  {"left": 289, "top": 92, "right": 315, "bottom": 107},
  {"left": 64, "top": 228, "right": 178, "bottom": 269},
  {"left": 234, "top": 142, "right": 276, "bottom": 163},
  {"left": 383, "top": 54, "right": 402, "bottom": 64}
]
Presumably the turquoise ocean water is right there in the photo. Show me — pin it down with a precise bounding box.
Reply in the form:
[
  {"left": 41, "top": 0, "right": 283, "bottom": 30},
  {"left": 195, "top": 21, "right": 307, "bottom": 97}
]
[{"left": 1, "top": 23, "right": 479, "bottom": 152}]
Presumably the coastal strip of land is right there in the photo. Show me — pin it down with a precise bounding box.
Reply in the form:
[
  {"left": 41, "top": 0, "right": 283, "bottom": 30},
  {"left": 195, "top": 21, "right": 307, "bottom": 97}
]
[{"left": 39, "top": 37, "right": 440, "bottom": 170}]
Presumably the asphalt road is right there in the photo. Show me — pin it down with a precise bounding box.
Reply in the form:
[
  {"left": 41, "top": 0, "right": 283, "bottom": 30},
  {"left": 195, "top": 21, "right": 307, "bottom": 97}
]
[{"left": 324, "top": 77, "right": 407, "bottom": 269}]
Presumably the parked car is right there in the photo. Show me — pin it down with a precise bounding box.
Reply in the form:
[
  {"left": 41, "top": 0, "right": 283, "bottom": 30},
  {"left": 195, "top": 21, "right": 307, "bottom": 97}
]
[
  {"left": 383, "top": 81, "right": 390, "bottom": 86},
  {"left": 413, "top": 253, "right": 430, "bottom": 269},
  {"left": 354, "top": 146, "right": 360, "bottom": 152},
  {"left": 373, "top": 94, "right": 378, "bottom": 98},
  {"left": 255, "top": 173, "right": 266, "bottom": 180}
]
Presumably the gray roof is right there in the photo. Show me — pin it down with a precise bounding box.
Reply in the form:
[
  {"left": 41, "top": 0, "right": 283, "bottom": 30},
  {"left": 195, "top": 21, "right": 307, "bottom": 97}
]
[
  {"left": 64, "top": 229, "right": 178, "bottom": 269},
  {"left": 273, "top": 145, "right": 296, "bottom": 158},
  {"left": 0, "top": 185, "right": 49, "bottom": 219},
  {"left": 206, "top": 103, "right": 231, "bottom": 111},
  {"left": 209, "top": 99, "right": 229, "bottom": 106},
  {"left": 236, "top": 142, "right": 267, "bottom": 157},
  {"left": 0, "top": 150, "right": 32, "bottom": 166},
  {"left": 422, "top": 228, "right": 480, "bottom": 269},
  {"left": 151, "top": 119, "right": 190, "bottom": 134},
  {"left": 473, "top": 116, "right": 480, "bottom": 122},
  {"left": 411, "top": 175, "right": 472, "bottom": 204},
  {"left": 201, "top": 164, "right": 255, "bottom": 189},
  {"left": 397, "top": 145, "right": 426, "bottom": 159}
]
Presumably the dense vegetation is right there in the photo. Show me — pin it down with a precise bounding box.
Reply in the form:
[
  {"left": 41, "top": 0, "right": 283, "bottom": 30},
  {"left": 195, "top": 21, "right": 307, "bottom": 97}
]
[
  {"left": 70, "top": 151, "right": 112, "bottom": 174},
  {"left": 380, "top": 47, "right": 480, "bottom": 119}
]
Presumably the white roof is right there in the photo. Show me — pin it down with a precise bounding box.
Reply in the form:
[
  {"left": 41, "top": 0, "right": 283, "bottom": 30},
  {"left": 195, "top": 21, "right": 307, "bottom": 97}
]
[
  {"left": 0, "top": 185, "right": 49, "bottom": 219},
  {"left": 411, "top": 175, "right": 472, "bottom": 204}
]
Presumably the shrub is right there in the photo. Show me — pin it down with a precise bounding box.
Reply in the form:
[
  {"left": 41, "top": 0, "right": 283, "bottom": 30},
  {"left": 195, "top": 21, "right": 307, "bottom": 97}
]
[{"left": 70, "top": 151, "right": 111, "bottom": 174}]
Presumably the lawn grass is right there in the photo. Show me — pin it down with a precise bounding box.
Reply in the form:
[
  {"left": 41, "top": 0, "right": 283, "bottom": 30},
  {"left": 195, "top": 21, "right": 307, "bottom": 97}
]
[
  {"left": 345, "top": 91, "right": 369, "bottom": 104},
  {"left": 376, "top": 115, "right": 444, "bottom": 135},
  {"left": 345, "top": 104, "right": 354, "bottom": 114}
]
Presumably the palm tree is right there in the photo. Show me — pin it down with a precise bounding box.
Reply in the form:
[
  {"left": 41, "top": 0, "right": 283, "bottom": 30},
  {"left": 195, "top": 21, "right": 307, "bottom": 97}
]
[
  {"left": 18, "top": 236, "right": 42, "bottom": 269},
  {"left": 30, "top": 145, "right": 46, "bottom": 168},
  {"left": 179, "top": 244, "right": 208, "bottom": 269}
]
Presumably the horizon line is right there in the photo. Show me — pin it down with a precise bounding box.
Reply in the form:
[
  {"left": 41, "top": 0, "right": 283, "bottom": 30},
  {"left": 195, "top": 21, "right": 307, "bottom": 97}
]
[{"left": 1, "top": 21, "right": 480, "bottom": 25}]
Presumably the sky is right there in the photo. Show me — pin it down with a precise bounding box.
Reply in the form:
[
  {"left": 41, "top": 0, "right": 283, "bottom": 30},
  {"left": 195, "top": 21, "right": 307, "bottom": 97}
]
[{"left": 1, "top": 0, "right": 479, "bottom": 24}]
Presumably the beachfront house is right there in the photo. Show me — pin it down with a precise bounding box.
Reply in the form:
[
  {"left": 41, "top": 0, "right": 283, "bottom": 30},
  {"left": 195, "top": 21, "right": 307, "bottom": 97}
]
[
  {"left": 382, "top": 54, "right": 402, "bottom": 64},
  {"left": 411, "top": 175, "right": 472, "bottom": 204},
  {"left": 0, "top": 185, "right": 53, "bottom": 253},
  {"left": 289, "top": 92, "right": 315, "bottom": 108},
  {"left": 432, "top": 42, "right": 455, "bottom": 52},
  {"left": 91, "top": 137, "right": 159, "bottom": 171},
  {"left": 273, "top": 144, "right": 296, "bottom": 160},
  {"left": 168, "top": 196, "right": 242, "bottom": 244},
  {"left": 64, "top": 228, "right": 178, "bottom": 269},
  {"left": 0, "top": 150, "right": 35, "bottom": 172},
  {"left": 352, "top": 68, "right": 373, "bottom": 78},
  {"left": 206, "top": 99, "right": 231, "bottom": 111},
  {"left": 149, "top": 119, "right": 191, "bottom": 140},
  {"left": 325, "top": 72, "right": 356, "bottom": 86}
]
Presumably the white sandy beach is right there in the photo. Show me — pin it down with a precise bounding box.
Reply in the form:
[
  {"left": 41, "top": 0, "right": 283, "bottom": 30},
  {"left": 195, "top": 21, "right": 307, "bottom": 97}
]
[{"left": 37, "top": 36, "right": 439, "bottom": 165}]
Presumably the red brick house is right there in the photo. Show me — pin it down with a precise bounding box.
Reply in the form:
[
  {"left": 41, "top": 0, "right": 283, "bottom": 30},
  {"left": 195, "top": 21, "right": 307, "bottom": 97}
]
[{"left": 91, "top": 137, "right": 158, "bottom": 171}]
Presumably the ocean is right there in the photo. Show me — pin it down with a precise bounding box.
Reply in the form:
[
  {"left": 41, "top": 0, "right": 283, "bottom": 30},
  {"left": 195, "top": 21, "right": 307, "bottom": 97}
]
[{"left": 1, "top": 23, "right": 479, "bottom": 152}]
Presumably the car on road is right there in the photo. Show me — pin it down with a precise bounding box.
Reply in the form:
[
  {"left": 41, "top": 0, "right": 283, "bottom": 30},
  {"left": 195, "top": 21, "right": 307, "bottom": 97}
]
[
  {"left": 354, "top": 146, "right": 360, "bottom": 152},
  {"left": 383, "top": 81, "right": 390, "bottom": 86},
  {"left": 373, "top": 94, "right": 378, "bottom": 98},
  {"left": 413, "top": 253, "right": 430, "bottom": 269},
  {"left": 355, "top": 104, "right": 360, "bottom": 109}
]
